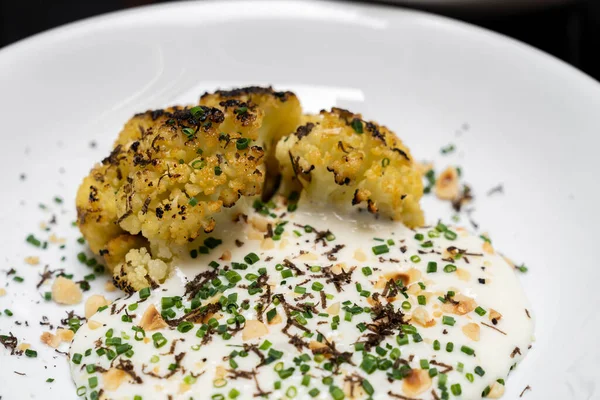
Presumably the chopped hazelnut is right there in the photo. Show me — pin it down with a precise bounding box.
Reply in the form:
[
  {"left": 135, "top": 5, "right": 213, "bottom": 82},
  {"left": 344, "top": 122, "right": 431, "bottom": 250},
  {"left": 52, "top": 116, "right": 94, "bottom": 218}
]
[
  {"left": 88, "top": 320, "right": 102, "bottom": 330},
  {"left": 489, "top": 309, "right": 503, "bottom": 322},
  {"left": 402, "top": 369, "right": 432, "bottom": 396},
  {"left": 267, "top": 313, "right": 282, "bottom": 325},
  {"left": 261, "top": 238, "right": 275, "bottom": 250},
  {"left": 353, "top": 249, "right": 367, "bottom": 262},
  {"left": 85, "top": 294, "right": 110, "bottom": 318},
  {"left": 326, "top": 302, "right": 340, "bottom": 316},
  {"left": 17, "top": 343, "right": 31, "bottom": 351},
  {"left": 486, "top": 382, "right": 506, "bottom": 398},
  {"left": 483, "top": 241, "right": 495, "bottom": 254},
  {"left": 441, "top": 293, "right": 477, "bottom": 315},
  {"left": 104, "top": 280, "right": 117, "bottom": 292},
  {"left": 219, "top": 250, "right": 231, "bottom": 261},
  {"left": 51, "top": 276, "right": 83, "bottom": 305},
  {"left": 139, "top": 304, "right": 168, "bottom": 331},
  {"left": 103, "top": 368, "right": 128, "bottom": 391},
  {"left": 40, "top": 332, "right": 61, "bottom": 348},
  {"left": 435, "top": 167, "right": 460, "bottom": 200},
  {"left": 24, "top": 256, "right": 40, "bottom": 265},
  {"left": 297, "top": 252, "right": 318, "bottom": 261},
  {"left": 242, "top": 320, "right": 268, "bottom": 341},
  {"left": 57, "top": 328, "right": 74, "bottom": 342},
  {"left": 456, "top": 268, "right": 471, "bottom": 281},
  {"left": 462, "top": 323, "right": 481, "bottom": 341},
  {"left": 48, "top": 234, "right": 66, "bottom": 244},
  {"left": 411, "top": 307, "right": 435, "bottom": 328}
]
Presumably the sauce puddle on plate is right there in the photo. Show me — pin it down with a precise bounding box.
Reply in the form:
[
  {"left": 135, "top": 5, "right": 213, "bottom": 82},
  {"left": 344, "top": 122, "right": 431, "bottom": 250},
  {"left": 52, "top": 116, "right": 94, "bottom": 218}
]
[{"left": 70, "top": 199, "right": 533, "bottom": 400}]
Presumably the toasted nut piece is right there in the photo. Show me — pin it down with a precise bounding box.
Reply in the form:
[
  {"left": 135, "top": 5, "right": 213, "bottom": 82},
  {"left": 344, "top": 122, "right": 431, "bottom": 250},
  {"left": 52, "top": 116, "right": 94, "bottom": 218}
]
[
  {"left": 179, "top": 383, "right": 191, "bottom": 393},
  {"left": 267, "top": 313, "right": 282, "bottom": 325},
  {"left": 483, "top": 241, "right": 495, "bottom": 254},
  {"left": 411, "top": 307, "right": 436, "bottom": 328},
  {"left": 489, "top": 309, "right": 503, "bottom": 322},
  {"left": 220, "top": 250, "right": 231, "bottom": 261},
  {"left": 105, "top": 280, "right": 117, "bottom": 292},
  {"left": 103, "top": 368, "right": 128, "bottom": 391},
  {"left": 462, "top": 323, "right": 481, "bottom": 341},
  {"left": 51, "top": 276, "right": 83, "bottom": 305},
  {"left": 249, "top": 216, "right": 269, "bottom": 232},
  {"left": 297, "top": 252, "right": 318, "bottom": 261},
  {"left": 88, "top": 320, "right": 102, "bottom": 330},
  {"left": 85, "top": 294, "right": 110, "bottom": 318},
  {"left": 441, "top": 293, "right": 477, "bottom": 315},
  {"left": 139, "top": 304, "right": 168, "bottom": 331},
  {"left": 49, "top": 234, "right": 66, "bottom": 244},
  {"left": 309, "top": 340, "right": 330, "bottom": 357},
  {"left": 24, "top": 256, "right": 40, "bottom": 265},
  {"left": 261, "top": 238, "right": 275, "bottom": 250},
  {"left": 57, "top": 328, "right": 74, "bottom": 342},
  {"left": 402, "top": 369, "right": 432, "bottom": 396},
  {"left": 486, "top": 382, "right": 506, "bottom": 398},
  {"left": 248, "top": 230, "right": 263, "bottom": 240},
  {"left": 375, "top": 268, "right": 419, "bottom": 289},
  {"left": 17, "top": 343, "right": 31, "bottom": 351},
  {"left": 435, "top": 167, "right": 460, "bottom": 200},
  {"left": 242, "top": 320, "right": 269, "bottom": 341},
  {"left": 353, "top": 249, "right": 367, "bottom": 262},
  {"left": 326, "top": 302, "right": 340, "bottom": 316},
  {"left": 456, "top": 268, "right": 471, "bottom": 282},
  {"left": 40, "top": 332, "right": 61, "bottom": 348},
  {"left": 215, "top": 365, "right": 226, "bottom": 379},
  {"left": 344, "top": 379, "right": 366, "bottom": 399}
]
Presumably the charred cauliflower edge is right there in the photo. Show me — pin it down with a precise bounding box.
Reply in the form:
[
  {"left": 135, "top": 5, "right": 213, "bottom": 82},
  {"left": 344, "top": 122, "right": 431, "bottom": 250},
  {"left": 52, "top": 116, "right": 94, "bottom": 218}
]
[{"left": 76, "top": 87, "right": 423, "bottom": 292}]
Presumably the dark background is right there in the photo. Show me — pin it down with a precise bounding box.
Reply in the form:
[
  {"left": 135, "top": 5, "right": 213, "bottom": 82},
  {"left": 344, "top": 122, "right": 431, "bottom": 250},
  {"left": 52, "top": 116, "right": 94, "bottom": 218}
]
[{"left": 1, "top": 0, "right": 599, "bottom": 81}]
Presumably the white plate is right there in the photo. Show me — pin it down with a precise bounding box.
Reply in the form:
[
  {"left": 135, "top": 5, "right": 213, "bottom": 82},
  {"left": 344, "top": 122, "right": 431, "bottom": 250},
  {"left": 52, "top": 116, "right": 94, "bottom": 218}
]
[
  {"left": 387, "top": 0, "right": 578, "bottom": 13},
  {"left": 0, "top": 1, "right": 598, "bottom": 399}
]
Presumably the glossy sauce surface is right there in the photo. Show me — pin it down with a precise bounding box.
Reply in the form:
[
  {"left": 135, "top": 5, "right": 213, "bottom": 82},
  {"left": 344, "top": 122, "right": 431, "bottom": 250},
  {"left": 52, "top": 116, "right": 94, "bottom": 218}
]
[{"left": 71, "top": 200, "right": 534, "bottom": 399}]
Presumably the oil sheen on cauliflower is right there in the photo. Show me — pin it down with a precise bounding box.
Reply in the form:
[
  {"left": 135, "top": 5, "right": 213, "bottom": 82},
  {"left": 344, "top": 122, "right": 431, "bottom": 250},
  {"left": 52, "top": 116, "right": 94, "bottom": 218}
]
[
  {"left": 76, "top": 87, "right": 302, "bottom": 280},
  {"left": 275, "top": 108, "right": 424, "bottom": 228}
]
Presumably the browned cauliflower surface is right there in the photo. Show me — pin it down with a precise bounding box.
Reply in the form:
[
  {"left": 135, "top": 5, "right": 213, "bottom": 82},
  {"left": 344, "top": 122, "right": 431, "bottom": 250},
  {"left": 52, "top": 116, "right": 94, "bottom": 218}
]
[
  {"left": 76, "top": 89, "right": 425, "bottom": 292},
  {"left": 76, "top": 87, "right": 302, "bottom": 279},
  {"left": 275, "top": 108, "right": 424, "bottom": 227}
]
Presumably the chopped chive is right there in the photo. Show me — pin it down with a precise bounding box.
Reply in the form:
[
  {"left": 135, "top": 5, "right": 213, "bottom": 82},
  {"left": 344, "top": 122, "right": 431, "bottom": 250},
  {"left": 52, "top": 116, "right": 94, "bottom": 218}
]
[
  {"left": 426, "top": 261, "right": 437, "bottom": 273},
  {"left": 442, "top": 316, "right": 456, "bottom": 326},
  {"left": 443, "top": 264, "right": 457, "bottom": 273},
  {"left": 461, "top": 345, "right": 475, "bottom": 356},
  {"left": 244, "top": 252, "right": 259, "bottom": 264},
  {"left": 25, "top": 349, "right": 37, "bottom": 358},
  {"left": 372, "top": 244, "right": 389, "bottom": 255},
  {"left": 451, "top": 383, "right": 462, "bottom": 396},
  {"left": 236, "top": 138, "right": 250, "bottom": 150},
  {"left": 350, "top": 118, "right": 363, "bottom": 133}
]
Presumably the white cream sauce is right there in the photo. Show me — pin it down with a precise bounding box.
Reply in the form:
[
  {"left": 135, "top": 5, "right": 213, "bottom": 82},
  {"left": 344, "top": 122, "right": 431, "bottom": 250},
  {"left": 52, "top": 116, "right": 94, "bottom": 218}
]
[{"left": 70, "top": 200, "right": 533, "bottom": 400}]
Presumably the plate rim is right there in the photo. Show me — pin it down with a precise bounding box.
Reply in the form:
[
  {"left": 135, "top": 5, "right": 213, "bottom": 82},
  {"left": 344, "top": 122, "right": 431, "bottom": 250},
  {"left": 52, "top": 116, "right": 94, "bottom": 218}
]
[{"left": 0, "top": 0, "right": 598, "bottom": 93}]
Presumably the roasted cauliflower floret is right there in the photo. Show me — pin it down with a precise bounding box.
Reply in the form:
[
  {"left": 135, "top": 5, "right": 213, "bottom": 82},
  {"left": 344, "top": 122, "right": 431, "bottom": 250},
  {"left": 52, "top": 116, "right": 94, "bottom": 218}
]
[
  {"left": 200, "top": 86, "right": 301, "bottom": 153},
  {"left": 275, "top": 108, "right": 424, "bottom": 227},
  {"left": 112, "top": 248, "right": 169, "bottom": 292},
  {"left": 77, "top": 87, "right": 302, "bottom": 272},
  {"left": 201, "top": 87, "right": 302, "bottom": 196}
]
